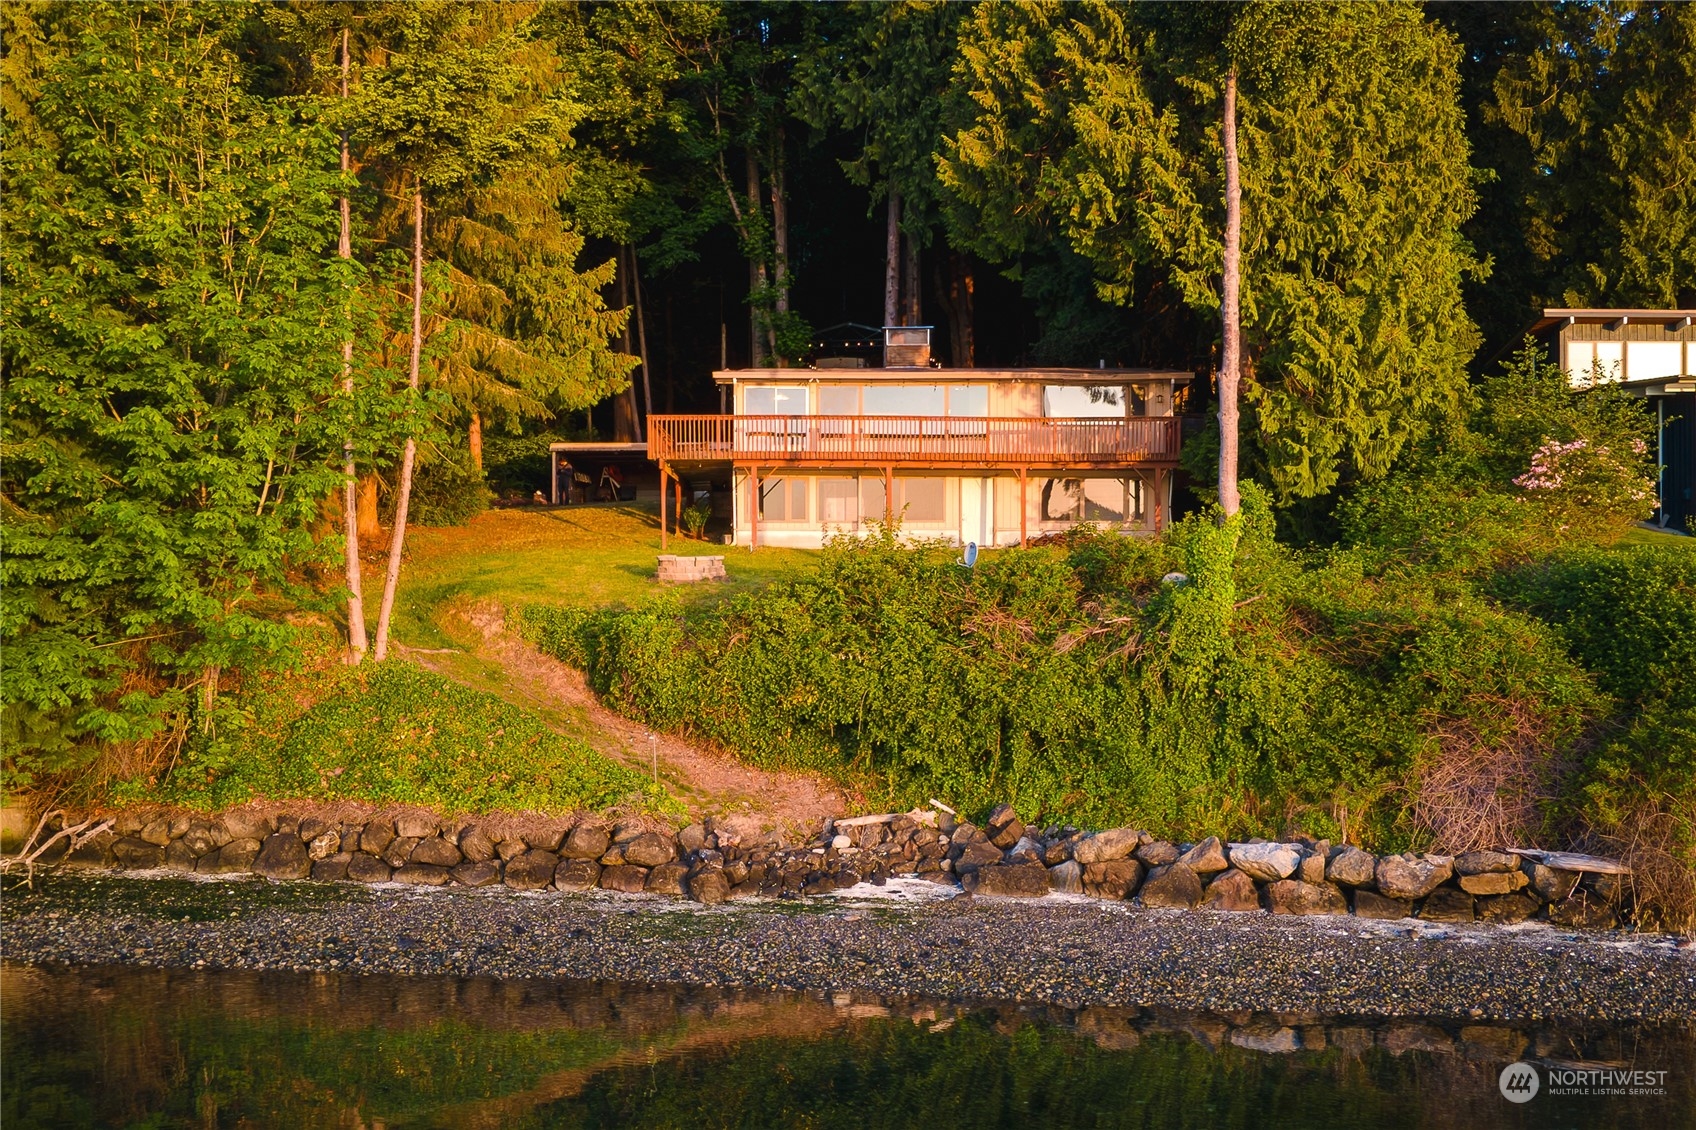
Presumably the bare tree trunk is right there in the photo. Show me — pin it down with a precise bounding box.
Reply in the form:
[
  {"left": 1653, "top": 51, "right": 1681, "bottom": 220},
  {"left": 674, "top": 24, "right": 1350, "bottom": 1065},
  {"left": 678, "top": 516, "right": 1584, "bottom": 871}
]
[
  {"left": 1218, "top": 70, "right": 1243, "bottom": 520},
  {"left": 374, "top": 180, "right": 424, "bottom": 661},
  {"left": 631, "top": 245, "right": 654, "bottom": 432},
  {"left": 357, "top": 474, "right": 380, "bottom": 538},
  {"left": 931, "top": 250, "right": 976, "bottom": 367},
  {"left": 903, "top": 230, "right": 922, "bottom": 326},
  {"left": 770, "top": 127, "right": 790, "bottom": 365},
  {"left": 468, "top": 410, "right": 483, "bottom": 471},
  {"left": 612, "top": 250, "right": 640, "bottom": 440},
  {"left": 745, "top": 149, "right": 772, "bottom": 366},
  {"left": 884, "top": 182, "right": 900, "bottom": 330},
  {"left": 338, "top": 28, "right": 367, "bottom": 662}
]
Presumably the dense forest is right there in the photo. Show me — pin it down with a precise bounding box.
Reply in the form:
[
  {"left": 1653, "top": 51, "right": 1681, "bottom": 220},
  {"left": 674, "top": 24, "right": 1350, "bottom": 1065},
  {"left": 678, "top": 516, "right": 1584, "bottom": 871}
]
[{"left": 3, "top": 2, "right": 1693, "bottom": 915}]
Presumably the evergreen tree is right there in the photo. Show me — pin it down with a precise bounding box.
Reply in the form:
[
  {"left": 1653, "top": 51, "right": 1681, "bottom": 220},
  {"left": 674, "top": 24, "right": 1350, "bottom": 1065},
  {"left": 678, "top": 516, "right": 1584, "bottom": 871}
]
[{"left": 941, "top": 0, "right": 1484, "bottom": 499}]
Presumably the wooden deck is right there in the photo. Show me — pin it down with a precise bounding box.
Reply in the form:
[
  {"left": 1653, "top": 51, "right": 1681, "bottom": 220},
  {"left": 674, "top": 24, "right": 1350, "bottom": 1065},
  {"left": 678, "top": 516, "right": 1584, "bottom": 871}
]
[{"left": 648, "top": 414, "right": 1181, "bottom": 469}]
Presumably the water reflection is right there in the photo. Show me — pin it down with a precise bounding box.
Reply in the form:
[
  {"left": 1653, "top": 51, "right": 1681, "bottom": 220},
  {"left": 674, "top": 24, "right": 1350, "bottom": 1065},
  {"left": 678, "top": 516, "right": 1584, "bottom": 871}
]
[{"left": 3, "top": 962, "right": 1688, "bottom": 1129}]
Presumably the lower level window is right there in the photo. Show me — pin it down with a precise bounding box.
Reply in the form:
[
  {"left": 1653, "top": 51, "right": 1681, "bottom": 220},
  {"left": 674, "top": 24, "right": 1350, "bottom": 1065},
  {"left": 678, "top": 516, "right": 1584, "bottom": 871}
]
[
  {"left": 819, "top": 478, "right": 858, "bottom": 524},
  {"left": 899, "top": 477, "right": 946, "bottom": 522},
  {"left": 757, "top": 476, "right": 808, "bottom": 521},
  {"left": 1041, "top": 477, "right": 1144, "bottom": 523}
]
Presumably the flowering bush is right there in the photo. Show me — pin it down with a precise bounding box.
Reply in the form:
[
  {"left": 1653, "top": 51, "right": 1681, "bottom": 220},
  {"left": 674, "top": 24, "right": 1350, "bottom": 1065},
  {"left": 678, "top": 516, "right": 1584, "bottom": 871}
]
[{"left": 1513, "top": 436, "right": 1658, "bottom": 529}]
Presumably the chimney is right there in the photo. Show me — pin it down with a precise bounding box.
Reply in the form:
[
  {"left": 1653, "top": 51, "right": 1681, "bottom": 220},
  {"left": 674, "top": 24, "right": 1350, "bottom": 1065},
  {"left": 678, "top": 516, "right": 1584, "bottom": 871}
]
[{"left": 882, "top": 325, "right": 932, "bottom": 368}]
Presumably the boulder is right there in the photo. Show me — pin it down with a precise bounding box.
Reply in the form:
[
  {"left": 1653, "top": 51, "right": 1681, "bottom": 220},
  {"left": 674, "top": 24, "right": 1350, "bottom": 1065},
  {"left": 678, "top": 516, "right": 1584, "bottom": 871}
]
[
  {"left": 1082, "top": 858, "right": 1144, "bottom": 900},
  {"left": 689, "top": 868, "right": 732, "bottom": 904},
  {"left": 359, "top": 820, "right": 396, "bottom": 855},
  {"left": 221, "top": 810, "right": 274, "bottom": 842},
  {"left": 645, "top": 862, "right": 690, "bottom": 896},
  {"left": 307, "top": 831, "right": 341, "bottom": 861},
  {"left": 504, "top": 849, "right": 560, "bottom": 890},
  {"left": 599, "top": 864, "right": 650, "bottom": 894},
  {"left": 951, "top": 836, "right": 1003, "bottom": 871},
  {"left": 112, "top": 836, "right": 166, "bottom": 870},
  {"left": 1201, "top": 869, "right": 1261, "bottom": 912},
  {"left": 1176, "top": 836, "right": 1229, "bottom": 874},
  {"left": 961, "top": 864, "right": 1050, "bottom": 898},
  {"left": 985, "top": 804, "right": 1026, "bottom": 849},
  {"left": 525, "top": 825, "right": 567, "bottom": 853},
  {"left": 1265, "top": 879, "right": 1348, "bottom": 916},
  {"left": 1296, "top": 851, "right": 1327, "bottom": 885},
  {"left": 1458, "top": 870, "right": 1529, "bottom": 896},
  {"left": 1584, "top": 872, "right": 1628, "bottom": 906},
  {"left": 253, "top": 833, "right": 311, "bottom": 880},
  {"left": 1548, "top": 892, "right": 1617, "bottom": 930},
  {"left": 1522, "top": 860, "right": 1578, "bottom": 902},
  {"left": 1139, "top": 863, "right": 1204, "bottom": 909},
  {"left": 1375, "top": 854, "right": 1454, "bottom": 900},
  {"left": 299, "top": 816, "right": 333, "bottom": 843},
  {"left": 382, "top": 836, "right": 421, "bottom": 869},
  {"left": 1047, "top": 860, "right": 1084, "bottom": 895},
  {"left": 64, "top": 831, "right": 116, "bottom": 869},
  {"left": 623, "top": 832, "right": 676, "bottom": 868},
  {"left": 1135, "top": 841, "right": 1180, "bottom": 867},
  {"left": 394, "top": 812, "right": 439, "bottom": 839},
  {"left": 346, "top": 854, "right": 392, "bottom": 884},
  {"left": 180, "top": 821, "right": 225, "bottom": 858},
  {"left": 677, "top": 823, "right": 709, "bottom": 855},
  {"left": 451, "top": 860, "right": 502, "bottom": 888},
  {"left": 457, "top": 825, "right": 497, "bottom": 864},
  {"left": 114, "top": 812, "right": 145, "bottom": 836},
  {"left": 1478, "top": 893, "right": 1539, "bottom": 925},
  {"left": 1351, "top": 890, "right": 1413, "bottom": 920},
  {"left": 392, "top": 863, "right": 450, "bottom": 886},
  {"left": 1042, "top": 838, "right": 1077, "bottom": 866},
  {"left": 553, "top": 859, "right": 601, "bottom": 892},
  {"left": 1454, "top": 850, "right": 1519, "bottom": 875},
  {"left": 138, "top": 818, "right": 173, "bottom": 847},
  {"left": 497, "top": 837, "right": 528, "bottom": 863},
  {"left": 273, "top": 814, "right": 300, "bottom": 836},
  {"left": 1229, "top": 842, "right": 1301, "bottom": 882},
  {"left": 1072, "top": 828, "right": 1141, "bottom": 866},
  {"left": 163, "top": 839, "right": 199, "bottom": 872},
  {"left": 410, "top": 836, "right": 462, "bottom": 868},
  {"left": 1004, "top": 835, "right": 1044, "bottom": 865},
  {"left": 198, "top": 837, "right": 261, "bottom": 875},
  {"left": 311, "top": 853, "right": 352, "bottom": 882},
  {"left": 1418, "top": 887, "right": 1475, "bottom": 922},
  {"left": 1325, "top": 846, "right": 1377, "bottom": 888}
]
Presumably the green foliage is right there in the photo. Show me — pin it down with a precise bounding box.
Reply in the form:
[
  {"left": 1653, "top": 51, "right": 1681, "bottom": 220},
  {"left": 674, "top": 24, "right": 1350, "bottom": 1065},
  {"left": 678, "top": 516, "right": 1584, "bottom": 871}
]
[
  {"left": 1, "top": 2, "right": 395, "bottom": 785},
  {"left": 521, "top": 498, "right": 1597, "bottom": 849},
  {"left": 138, "top": 653, "right": 666, "bottom": 815},
  {"left": 940, "top": 0, "right": 1483, "bottom": 498},
  {"left": 387, "top": 446, "right": 488, "bottom": 528},
  {"left": 1340, "top": 345, "right": 1659, "bottom": 570}
]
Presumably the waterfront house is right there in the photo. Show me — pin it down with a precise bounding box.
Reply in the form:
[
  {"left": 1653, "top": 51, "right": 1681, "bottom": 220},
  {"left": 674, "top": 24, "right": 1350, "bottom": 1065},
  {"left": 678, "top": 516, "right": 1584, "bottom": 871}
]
[
  {"left": 647, "top": 327, "right": 1192, "bottom": 549},
  {"left": 1530, "top": 308, "right": 1696, "bottom": 532}
]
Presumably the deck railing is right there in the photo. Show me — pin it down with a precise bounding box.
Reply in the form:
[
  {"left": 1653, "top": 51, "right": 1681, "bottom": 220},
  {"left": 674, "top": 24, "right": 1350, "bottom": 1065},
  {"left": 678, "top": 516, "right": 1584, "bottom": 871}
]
[{"left": 649, "top": 414, "right": 1181, "bottom": 467}]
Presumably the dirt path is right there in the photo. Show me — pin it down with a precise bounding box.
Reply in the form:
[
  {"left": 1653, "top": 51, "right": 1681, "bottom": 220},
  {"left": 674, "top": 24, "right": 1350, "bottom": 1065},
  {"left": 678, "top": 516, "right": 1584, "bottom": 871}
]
[{"left": 410, "top": 603, "right": 855, "bottom": 839}]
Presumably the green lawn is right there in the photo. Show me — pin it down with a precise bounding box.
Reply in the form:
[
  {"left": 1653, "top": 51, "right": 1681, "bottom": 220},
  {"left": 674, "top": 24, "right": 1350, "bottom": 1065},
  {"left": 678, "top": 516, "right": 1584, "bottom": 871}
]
[
  {"left": 380, "top": 503, "right": 816, "bottom": 649},
  {"left": 1619, "top": 523, "right": 1694, "bottom": 550}
]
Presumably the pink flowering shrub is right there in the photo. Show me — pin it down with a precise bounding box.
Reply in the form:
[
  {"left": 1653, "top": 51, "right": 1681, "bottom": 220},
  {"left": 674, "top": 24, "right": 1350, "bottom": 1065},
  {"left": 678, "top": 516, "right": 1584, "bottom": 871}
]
[{"left": 1513, "top": 435, "right": 1658, "bottom": 528}]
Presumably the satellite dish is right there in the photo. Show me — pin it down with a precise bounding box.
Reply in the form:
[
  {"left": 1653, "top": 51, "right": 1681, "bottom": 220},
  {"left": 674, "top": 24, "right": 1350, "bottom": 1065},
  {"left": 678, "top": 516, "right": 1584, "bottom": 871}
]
[{"left": 962, "top": 542, "right": 979, "bottom": 569}]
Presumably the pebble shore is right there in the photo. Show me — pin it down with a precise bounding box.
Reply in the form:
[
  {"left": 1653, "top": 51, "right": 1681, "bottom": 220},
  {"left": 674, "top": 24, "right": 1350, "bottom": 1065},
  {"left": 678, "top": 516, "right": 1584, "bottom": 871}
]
[{"left": 4, "top": 871, "right": 1692, "bottom": 1023}]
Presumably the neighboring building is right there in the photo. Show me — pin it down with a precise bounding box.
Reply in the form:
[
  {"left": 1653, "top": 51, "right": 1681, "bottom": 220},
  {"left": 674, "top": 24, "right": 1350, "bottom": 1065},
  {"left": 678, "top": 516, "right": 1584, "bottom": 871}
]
[
  {"left": 648, "top": 327, "right": 1191, "bottom": 549},
  {"left": 1529, "top": 309, "right": 1696, "bottom": 531}
]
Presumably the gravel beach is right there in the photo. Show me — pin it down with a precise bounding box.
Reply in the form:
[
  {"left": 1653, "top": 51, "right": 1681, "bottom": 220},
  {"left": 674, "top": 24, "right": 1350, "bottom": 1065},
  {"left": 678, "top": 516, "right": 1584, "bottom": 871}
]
[{"left": 4, "top": 871, "right": 1692, "bottom": 1023}]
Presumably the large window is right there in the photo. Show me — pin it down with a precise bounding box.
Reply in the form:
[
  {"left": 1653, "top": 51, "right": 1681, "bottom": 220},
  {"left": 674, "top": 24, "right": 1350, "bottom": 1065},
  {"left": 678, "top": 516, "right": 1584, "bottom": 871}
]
[
  {"left": 900, "top": 477, "right": 946, "bottom": 522},
  {"left": 818, "top": 385, "right": 861, "bottom": 415},
  {"left": 744, "top": 386, "right": 808, "bottom": 414},
  {"left": 1041, "top": 477, "right": 1143, "bottom": 524},
  {"left": 757, "top": 476, "right": 808, "bottom": 521},
  {"left": 819, "top": 478, "right": 858, "bottom": 524},
  {"left": 947, "top": 386, "right": 989, "bottom": 416},
  {"left": 863, "top": 384, "right": 945, "bottom": 416},
  {"left": 1044, "top": 385, "right": 1127, "bottom": 418}
]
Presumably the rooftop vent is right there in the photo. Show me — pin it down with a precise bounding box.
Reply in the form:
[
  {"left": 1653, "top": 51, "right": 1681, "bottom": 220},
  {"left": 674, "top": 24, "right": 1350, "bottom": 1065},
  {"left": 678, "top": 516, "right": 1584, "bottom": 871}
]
[{"left": 883, "top": 325, "right": 932, "bottom": 368}]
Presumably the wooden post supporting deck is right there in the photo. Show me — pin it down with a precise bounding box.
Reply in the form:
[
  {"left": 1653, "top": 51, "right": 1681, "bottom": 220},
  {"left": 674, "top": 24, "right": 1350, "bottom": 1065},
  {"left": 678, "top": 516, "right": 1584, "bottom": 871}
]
[
  {"left": 884, "top": 466, "right": 894, "bottom": 525},
  {"left": 1018, "top": 468, "right": 1028, "bottom": 548},
  {"left": 675, "top": 476, "right": 684, "bottom": 537},
  {"left": 549, "top": 450, "right": 558, "bottom": 505},
  {"left": 1153, "top": 468, "right": 1165, "bottom": 533},
  {"left": 749, "top": 466, "right": 759, "bottom": 551},
  {"left": 659, "top": 462, "right": 669, "bottom": 551}
]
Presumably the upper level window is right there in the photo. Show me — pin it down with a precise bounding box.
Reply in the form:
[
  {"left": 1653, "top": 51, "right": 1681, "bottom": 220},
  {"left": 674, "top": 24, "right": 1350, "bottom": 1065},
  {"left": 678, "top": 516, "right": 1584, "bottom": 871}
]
[
  {"left": 947, "top": 386, "right": 989, "bottom": 416},
  {"left": 1044, "top": 385, "right": 1126, "bottom": 417},
  {"left": 819, "top": 385, "right": 860, "bottom": 415},
  {"left": 863, "top": 384, "right": 945, "bottom": 416},
  {"left": 745, "top": 386, "right": 808, "bottom": 414}
]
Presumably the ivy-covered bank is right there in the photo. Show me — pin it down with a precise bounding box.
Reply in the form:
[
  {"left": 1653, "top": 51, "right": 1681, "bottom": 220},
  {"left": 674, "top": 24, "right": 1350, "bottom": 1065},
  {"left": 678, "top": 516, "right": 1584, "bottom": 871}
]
[{"left": 519, "top": 496, "right": 1695, "bottom": 930}]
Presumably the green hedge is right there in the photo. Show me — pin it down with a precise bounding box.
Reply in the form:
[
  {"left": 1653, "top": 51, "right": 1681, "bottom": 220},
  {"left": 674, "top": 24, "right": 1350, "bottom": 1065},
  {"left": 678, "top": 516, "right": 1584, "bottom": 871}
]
[{"left": 518, "top": 494, "right": 1600, "bottom": 850}]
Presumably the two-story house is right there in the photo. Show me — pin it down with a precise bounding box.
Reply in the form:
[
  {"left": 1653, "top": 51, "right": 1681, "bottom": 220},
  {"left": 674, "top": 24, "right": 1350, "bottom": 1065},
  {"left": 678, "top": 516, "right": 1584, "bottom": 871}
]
[{"left": 647, "top": 328, "right": 1191, "bottom": 549}]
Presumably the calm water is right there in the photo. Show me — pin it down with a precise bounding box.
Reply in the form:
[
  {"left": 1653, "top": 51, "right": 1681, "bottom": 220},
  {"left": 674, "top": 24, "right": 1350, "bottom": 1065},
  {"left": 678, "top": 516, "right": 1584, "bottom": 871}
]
[{"left": 2, "top": 962, "right": 1690, "bottom": 1129}]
